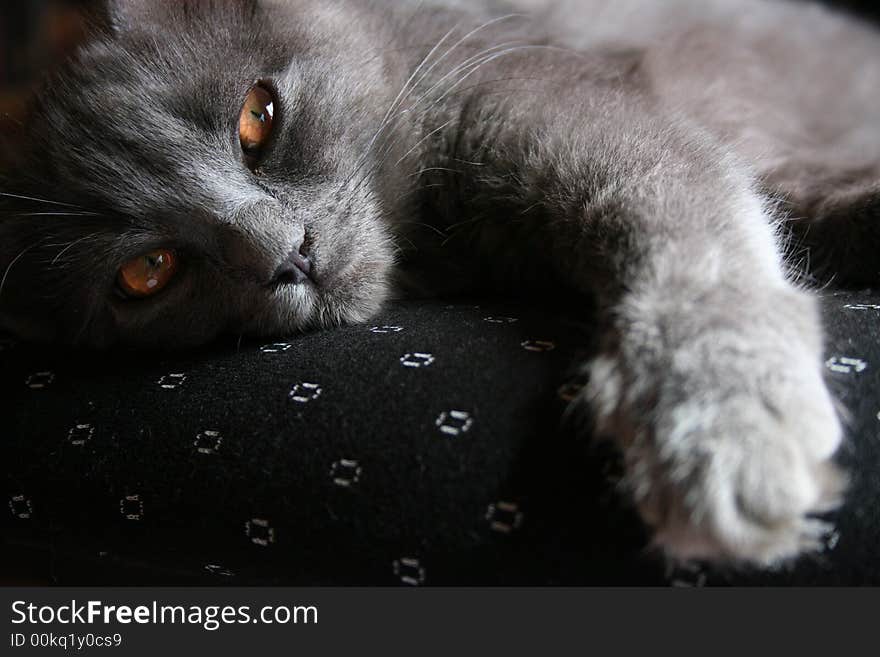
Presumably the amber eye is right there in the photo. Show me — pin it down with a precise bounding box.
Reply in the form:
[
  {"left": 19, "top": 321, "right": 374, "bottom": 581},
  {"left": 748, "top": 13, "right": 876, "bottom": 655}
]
[
  {"left": 238, "top": 85, "right": 275, "bottom": 158},
  {"left": 117, "top": 249, "right": 177, "bottom": 298}
]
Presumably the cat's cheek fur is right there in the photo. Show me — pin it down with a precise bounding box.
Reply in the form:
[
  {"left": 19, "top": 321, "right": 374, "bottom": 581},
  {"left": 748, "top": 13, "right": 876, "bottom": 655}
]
[
  {"left": 246, "top": 244, "right": 395, "bottom": 335},
  {"left": 309, "top": 248, "right": 397, "bottom": 329}
]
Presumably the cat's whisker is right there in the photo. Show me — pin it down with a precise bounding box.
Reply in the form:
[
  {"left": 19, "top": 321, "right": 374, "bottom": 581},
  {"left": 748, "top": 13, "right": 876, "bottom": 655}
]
[
  {"left": 404, "top": 39, "right": 529, "bottom": 110},
  {"left": 0, "top": 239, "right": 46, "bottom": 302},
  {"left": 399, "top": 14, "right": 528, "bottom": 114},
  {"left": 356, "top": 42, "right": 469, "bottom": 73},
  {"left": 378, "top": 19, "right": 469, "bottom": 127},
  {"left": 360, "top": 47, "right": 572, "bottom": 189},
  {"left": 441, "top": 213, "right": 492, "bottom": 247},
  {"left": 352, "top": 42, "right": 543, "bottom": 182},
  {"left": 0, "top": 192, "right": 88, "bottom": 210},
  {"left": 386, "top": 14, "right": 524, "bottom": 128},
  {"left": 50, "top": 232, "right": 104, "bottom": 265},
  {"left": 367, "top": 73, "right": 541, "bottom": 175},
  {"left": 359, "top": 40, "right": 526, "bottom": 162},
  {"left": 417, "top": 43, "right": 585, "bottom": 120},
  {"left": 389, "top": 230, "right": 417, "bottom": 254},
  {"left": 341, "top": 15, "right": 527, "bottom": 196},
  {"left": 396, "top": 217, "right": 448, "bottom": 238},
  {"left": 439, "top": 76, "right": 564, "bottom": 102},
  {"left": 15, "top": 211, "right": 103, "bottom": 218},
  {"left": 429, "top": 45, "right": 570, "bottom": 109},
  {"left": 393, "top": 119, "right": 456, "bottom": 167},
  {"left": 407, "top": 167, "right": 464, "bottom": 178},
  {"left": 346, "top": 23, "right": 462, "bottom": 180}
]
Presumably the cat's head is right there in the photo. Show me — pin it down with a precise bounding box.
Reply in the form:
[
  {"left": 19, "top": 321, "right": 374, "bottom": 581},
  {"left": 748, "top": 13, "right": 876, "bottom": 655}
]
[{"left": 0, "top": 0, "right": 402, "bottom": 348}]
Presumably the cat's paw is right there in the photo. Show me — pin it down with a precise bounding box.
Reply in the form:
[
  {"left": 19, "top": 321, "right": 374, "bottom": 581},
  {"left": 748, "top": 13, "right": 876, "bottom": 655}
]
[
  {"left": 585, "top": 339, "right": 846, "bottom": 566},
  {"left": 638, "top": 402, "right": 845, "bottom": 565}
]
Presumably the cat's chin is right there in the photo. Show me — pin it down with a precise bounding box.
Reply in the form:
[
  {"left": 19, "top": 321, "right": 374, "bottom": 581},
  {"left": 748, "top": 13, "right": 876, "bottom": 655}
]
[{"left": 247, "top": 266, "right": 392, "bottom": 338}]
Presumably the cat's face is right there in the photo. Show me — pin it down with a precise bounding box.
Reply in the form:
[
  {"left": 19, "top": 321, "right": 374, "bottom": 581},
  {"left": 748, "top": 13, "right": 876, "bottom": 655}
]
[{"left": 0, "top": 0, "right": 400, "bottom": 347}]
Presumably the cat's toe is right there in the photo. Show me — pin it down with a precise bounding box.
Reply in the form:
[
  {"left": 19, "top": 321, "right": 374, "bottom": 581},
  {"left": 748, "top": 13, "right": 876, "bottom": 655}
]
[{"left": 643, "top": 404, "right": 846, "bottom": 566}]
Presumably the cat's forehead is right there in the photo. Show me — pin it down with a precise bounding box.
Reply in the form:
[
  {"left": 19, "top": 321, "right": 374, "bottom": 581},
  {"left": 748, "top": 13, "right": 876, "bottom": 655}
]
[
  {"left": 7, "top": 1, "right": 382, "bottom": 217},
  {"left": 18, "top": 31, "right": 275, "bottom": 210},
  {"left": 28, "top": 0, "right": 376, "bottom": 153},
  {"left": 71, "top": 28, "right": 276, "bottom": 111}
]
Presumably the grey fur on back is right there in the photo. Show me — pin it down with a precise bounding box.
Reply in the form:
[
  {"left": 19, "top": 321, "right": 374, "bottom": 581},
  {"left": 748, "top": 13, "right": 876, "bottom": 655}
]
[{"left": 524, "top": 0, "right": 880, "bottom": 176}]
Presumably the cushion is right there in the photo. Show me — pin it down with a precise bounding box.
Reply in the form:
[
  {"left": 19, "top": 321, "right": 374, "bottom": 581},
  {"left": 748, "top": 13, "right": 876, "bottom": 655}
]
[{"left": 3, "top": 290, "right": 879, "bottom": 585}]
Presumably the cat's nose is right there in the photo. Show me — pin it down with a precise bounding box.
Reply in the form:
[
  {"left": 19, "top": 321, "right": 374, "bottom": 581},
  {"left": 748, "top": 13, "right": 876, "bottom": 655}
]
[{"left": 270, "top": 246, "right": 312, "bottom": 287}]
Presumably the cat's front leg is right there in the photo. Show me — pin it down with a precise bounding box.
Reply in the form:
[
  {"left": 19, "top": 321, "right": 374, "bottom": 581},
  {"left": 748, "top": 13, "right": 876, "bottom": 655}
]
[
  {"left": 545, "top": 158, "right": 848, "bottom": 563},
  {"left": 422, "top": 66, "right": 846, "bottom": 564},
  {"left": 471, "top": 94, "right": 850, "bottom": 565},
  {"left": 472, "top": 171, "right": 846, "bottom": 563},
  {"left": 501, "top": 118, "right": 842, "bottom": 565},
  {"left": 582, "top": 266, "right": 845, "bottom": 564}
]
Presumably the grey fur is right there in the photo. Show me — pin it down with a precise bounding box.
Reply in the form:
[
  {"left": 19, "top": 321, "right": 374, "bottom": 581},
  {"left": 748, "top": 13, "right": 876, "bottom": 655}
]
[{"left": 1, "top": 0, "right": 878, "bottom": 564}]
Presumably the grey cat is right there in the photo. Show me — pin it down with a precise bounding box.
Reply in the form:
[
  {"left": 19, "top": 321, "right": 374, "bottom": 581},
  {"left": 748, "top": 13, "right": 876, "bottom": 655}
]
[{"left": 1, "top": 0, "right": 878, "bottom": 565}]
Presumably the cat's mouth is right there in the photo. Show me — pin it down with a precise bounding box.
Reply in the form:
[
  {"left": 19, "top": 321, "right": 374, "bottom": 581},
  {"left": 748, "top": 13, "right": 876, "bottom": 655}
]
[{"left": 252, "top": 247, "right": 392, "bottom": 337}]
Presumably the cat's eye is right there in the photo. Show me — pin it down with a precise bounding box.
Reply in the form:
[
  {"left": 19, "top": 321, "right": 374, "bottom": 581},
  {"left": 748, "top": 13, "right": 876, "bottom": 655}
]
[
  {"left": 239, "top": 85, "right": 275, "bottom": 160},
  {"left": 117, "top": 249, "right": 177, "bottom": 298}
]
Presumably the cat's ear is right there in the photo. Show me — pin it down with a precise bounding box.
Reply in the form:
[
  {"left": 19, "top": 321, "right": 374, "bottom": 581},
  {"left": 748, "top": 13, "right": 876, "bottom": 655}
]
[
  {"left": 71, "top": 0, "right": 135, "bottom": 36},
  {"left": 83, "top": 0, "right": 160, "bottom": 34},
  {"left": 13, "top": 0, "right": 150, "bottom": 45}
]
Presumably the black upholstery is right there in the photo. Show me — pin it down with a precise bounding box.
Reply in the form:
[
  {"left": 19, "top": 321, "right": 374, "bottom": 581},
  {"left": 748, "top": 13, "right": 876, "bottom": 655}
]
[{"left": 3, "top": 291, "right": 879, "bottom": 585}]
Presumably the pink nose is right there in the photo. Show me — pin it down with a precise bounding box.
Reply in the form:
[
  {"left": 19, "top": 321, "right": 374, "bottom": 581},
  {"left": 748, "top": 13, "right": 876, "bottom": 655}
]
[{"left": 270, "top": 244, "right": 312, "bottom": 287}]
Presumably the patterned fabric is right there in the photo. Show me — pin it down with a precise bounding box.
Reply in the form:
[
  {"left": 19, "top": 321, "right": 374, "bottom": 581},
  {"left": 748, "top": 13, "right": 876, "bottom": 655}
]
[{"left": 2, "top": 293, "right": 879, "bottom": 585}]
